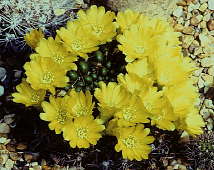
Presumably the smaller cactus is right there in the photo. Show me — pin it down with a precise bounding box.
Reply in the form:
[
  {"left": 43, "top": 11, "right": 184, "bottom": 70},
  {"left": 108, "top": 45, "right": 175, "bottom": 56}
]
[
  {"left": 184, "top": 132, "right": 214, "bottom": 170},
  {"left": 0, "top": 0, "right": 84, "bottom": 54}
]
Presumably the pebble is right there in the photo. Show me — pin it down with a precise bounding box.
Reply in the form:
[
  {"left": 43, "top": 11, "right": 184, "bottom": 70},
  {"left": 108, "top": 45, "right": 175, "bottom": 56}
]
[
  {"left": 6, "top": 144, "right": 16, "bottom": 152},
  {"left": 174, "top": 24, "right": 184, "bottom": 32},
  {"left": 194, "top": 47, "right": 203, "bottom": 55},
  {"left": 207, "top": 118, "right": 213, "bottom": 130},
  {"left": 207, "top": 20, "right": 214, "bottom": 31},
  {"left": 182, "top": 35, "right": 194, "bottom": 48},
  {"left": 208, "top": 66, "right": 214, "bottom": 75},
  {"left": 193, "top": 68, "right": 203, "bottom": 77},
  {"left": 16, "top": 143, "right": 27, "bottom": 150},
  {"left": 177, "top": 0, "right": 187, "bottom": 6},
  {"left": 182, "top": 26, "right": 195, "bottom": 34},
  {"left": 198, "top": 76, "right": 205, "bottom": 88},
  {"left": 196, "top": 14, "right": 203, "bottom": 22},
  {"left": 0, "top": 85, "right": 4, "bottom": 97},
  {"left": 0, "top": 154, "right": 8, "bottom": 165},
  {"left": 0, "top": 138, "right": 10, "bottom": 145},
  {"left": 9, "top": 152, "right": 21, "bottom": 161},
  {"left": 204, "top": 99, "right": 214, "bottom": 109},
  {"left": 14, "top": 70, "right": 22, "bottom": 79},
  {"left": 188, "top": 3, "right": 200, "bottom": 12},
  {"left": 201, "top": 74, "right": 214, "bottom": 86},
  {"left": 0, "top": 123, "right": 10, "bottom": 134},
  {"left": 24, "top": 154, "right": 33, "bottom": 162},
  {"left": 200, "top": 108, "right": 210, "bottom": 119},
  {"left": 203, "top": 13, "right": 211, "bottom": 21},
  {"left": 5, "top": 159, "right": 14, "bottom": 169},
  {"left": 4, "top": 114, "right": 15, "bottom": 125},
  {"left": 199, "top": 3, "right": 208, "bottom": 12},
  {"left": 199, "top": 20, "right": 207, "bottom": 28},
  {"left": 201, "top": 57, "right": 214, "bottom": 67},
  {"left": 200, "top": 0, "right": 208, "bottom": 3},
  {"left": 0, "top": 67, "right": 6, "bottom": 81},
  {"left": 190, "top": 16, "right": 200, "bottom": 26},
  {"left": 177, "top": 17, "right": 185, "bottom": 24},
  {"left": 208, "top": 0, "right": 214, "bottom": 10},
  {"left": 173, "top": 6, "right": 184, "bottom": 17}
]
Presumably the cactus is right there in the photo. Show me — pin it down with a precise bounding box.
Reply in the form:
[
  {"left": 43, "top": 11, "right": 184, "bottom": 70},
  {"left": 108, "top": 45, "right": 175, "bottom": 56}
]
[
  {"left": 184, "top": 132, "right": 214, "bottom": 170},
  {"left": 0, "top": 0, "right": 84, "bottom": 54}
]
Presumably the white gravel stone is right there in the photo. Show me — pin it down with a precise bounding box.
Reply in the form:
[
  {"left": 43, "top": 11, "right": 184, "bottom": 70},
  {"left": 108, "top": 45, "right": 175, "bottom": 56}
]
[
  {"left": 188, "top": 4, "right": 195, "bottom": 12},
  {"left": 198, "top": 76, "right": 205, "bottom": 88},
  {"left": 208, "top": 0, "right": 214, "bottom": 10},
  {"left": 4, "top": 114, "right": 15, "bottom": 125},
  {"left": 173, "top": 6, "right": 183, "bottom": 17},
  {"left": 200, "top": 57, "right": 214, "bottom": 67},
  {"left": 202, "top": 74, "right": 214, "bottom": 86},
  {"left": 208, "top": 66, "right": 214, "bottom": 75},
  {"left": 207, "top": 118, "right": 213, "bottom": 130},
  {"left": 0, "top": 85, "right": 4, "bottom": 97},
  {"left": 193, "top": 68, "right": 203, "bottom": 77},
  {"left": 203, "top": 13, "right": 211, "bottom": 21},
  {"left": 199, "top": 3, "right": 208, "bottom": 12},
  {"left": 204, "top": 99, "right": 214, "bottom": 109},
  {"left": 0, "top": 123, "right": 10, "bottom": 133},
  {"left": 200, "top": 0, "right": 208, "bottom": 3},
  {"left": 201, "top": 108, "right": 210, "bottom": 119}
]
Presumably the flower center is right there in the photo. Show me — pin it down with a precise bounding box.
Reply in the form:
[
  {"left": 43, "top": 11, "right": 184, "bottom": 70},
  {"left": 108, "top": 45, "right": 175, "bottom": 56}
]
[
  {"left": 123, "top": 107, "right": 135, "bottom": 121},
  {"left": 134, "top": 46, "right": 145, "bottom": 54},
  {"left": 71, "top": 40, "right": 82, "bottom": 51},
  {"left": 31, "top": 93, "right": 40, "bottom": 103},
  {"left": 92, "top": 25, "right": 103, "bottom": 35},
  {"left": 122, "top": 135, "right": 136, "bottom": 148},
  {"left": 76, "top": 127, "right": 88, "bottom": 139},
  {"left": 54, "top": 55, "right": 64, "bottom": 64},
  {"left": 56, "top": 109, "right": 70, "bottom": 124},
  {"left": 75, "top": 106, "right": 89, "bottom": 117},
  {"left": 42, "top": 72, "right": 54, "bottom": 84}
]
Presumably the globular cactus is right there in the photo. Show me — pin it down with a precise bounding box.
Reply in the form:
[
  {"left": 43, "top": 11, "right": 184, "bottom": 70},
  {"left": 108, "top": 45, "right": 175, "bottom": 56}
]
[
  {"left": 184, "top": 132, "right": 214, "bottom": 170},
  {"left": 0, "top": 0, "right": 84, "bottom": 55}
]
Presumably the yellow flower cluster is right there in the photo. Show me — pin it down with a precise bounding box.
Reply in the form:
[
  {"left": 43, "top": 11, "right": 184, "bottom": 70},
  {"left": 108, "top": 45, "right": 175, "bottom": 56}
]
[
  {"left": 12, "top": 6, "right": 204, "bottom": 161},
  {"left": 115, "top": 10, "right": 204, "bottom": 136},
  {"left": 94, "top": 9, "right": 204, "bottom": 160},
  {"left": 40, "top": 90, "right": 105, "bottom": 148}
]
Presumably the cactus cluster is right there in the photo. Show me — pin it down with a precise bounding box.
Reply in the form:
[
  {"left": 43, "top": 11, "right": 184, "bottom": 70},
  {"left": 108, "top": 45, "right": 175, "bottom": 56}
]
[
  {"left": 0, "top": 0, "right": 83, "bottom": 54},
  {"left": 185, "top": 132, "right": 214, "bottom": 170},
  {"left": 67, "top": 45, "right": 126, "bottom": 92}
]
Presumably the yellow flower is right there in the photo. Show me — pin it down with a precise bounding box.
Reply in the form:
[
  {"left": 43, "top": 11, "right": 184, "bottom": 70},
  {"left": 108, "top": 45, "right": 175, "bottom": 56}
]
[
  {"left": 126, "top": 58, "right": 153, "bottom": 78},
  {"left": 117, "top": 25, "right": 157, "bottom": 62},
  {"left": 152, "top": 51, "right": 195, "bottom": 86},
  {"left": 115, "top": 94, "right": 149, "bottom": 127},
  {"left": 141, "top": 88, "right": 177, "bottom": 131},
  {"left": 35, "top": 37, "right": 77, "bottom": 71},
  {"left": 116, "top": 9, "right": 141, "bottom": 32},
  {"left": 94, "top": 82, "right": 127, "bottom": 121},
  {"left": 77, "top": 5, "right": 116, "bottom": 44},
  {"left": 117, "top": 73, "right": 153, "bottom": 94},
  {"left": 40, "top": 95, "right": 73, "bottom": 134},
  {"left": 148, "top": 18, "right": 181, "bottom": 47},
  {"left": 24, "top": 57, "right": 69, "bottom": 94},
  {"left": 12, "top": 80, "right": 45, "bottom": 107},
  {"left": 68, "top": 90, "right": 94, "bottom": 118},
  {"left": 106, "top": 118, "right": 120, "bottom": 136},
  {"left": 184, "top": 112, "right": 205, "bottom": 136},
  {"left": 115, "top": 125, "right": 154, "bottom": 161},
  {"left": 63, "top": 116, "right": 105, "bottom": 148},
  {"left": 57, "top": 21, "right": 99, "bottom": 59},
  {"left": 175, "top": 107, "right": 205, "bottom": 136},
  {"left": 24, "top": 29, "right": 44, "bottom": 49},
  {"left": 164, "top": 80, "right": 198, "bottom": 117}
]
